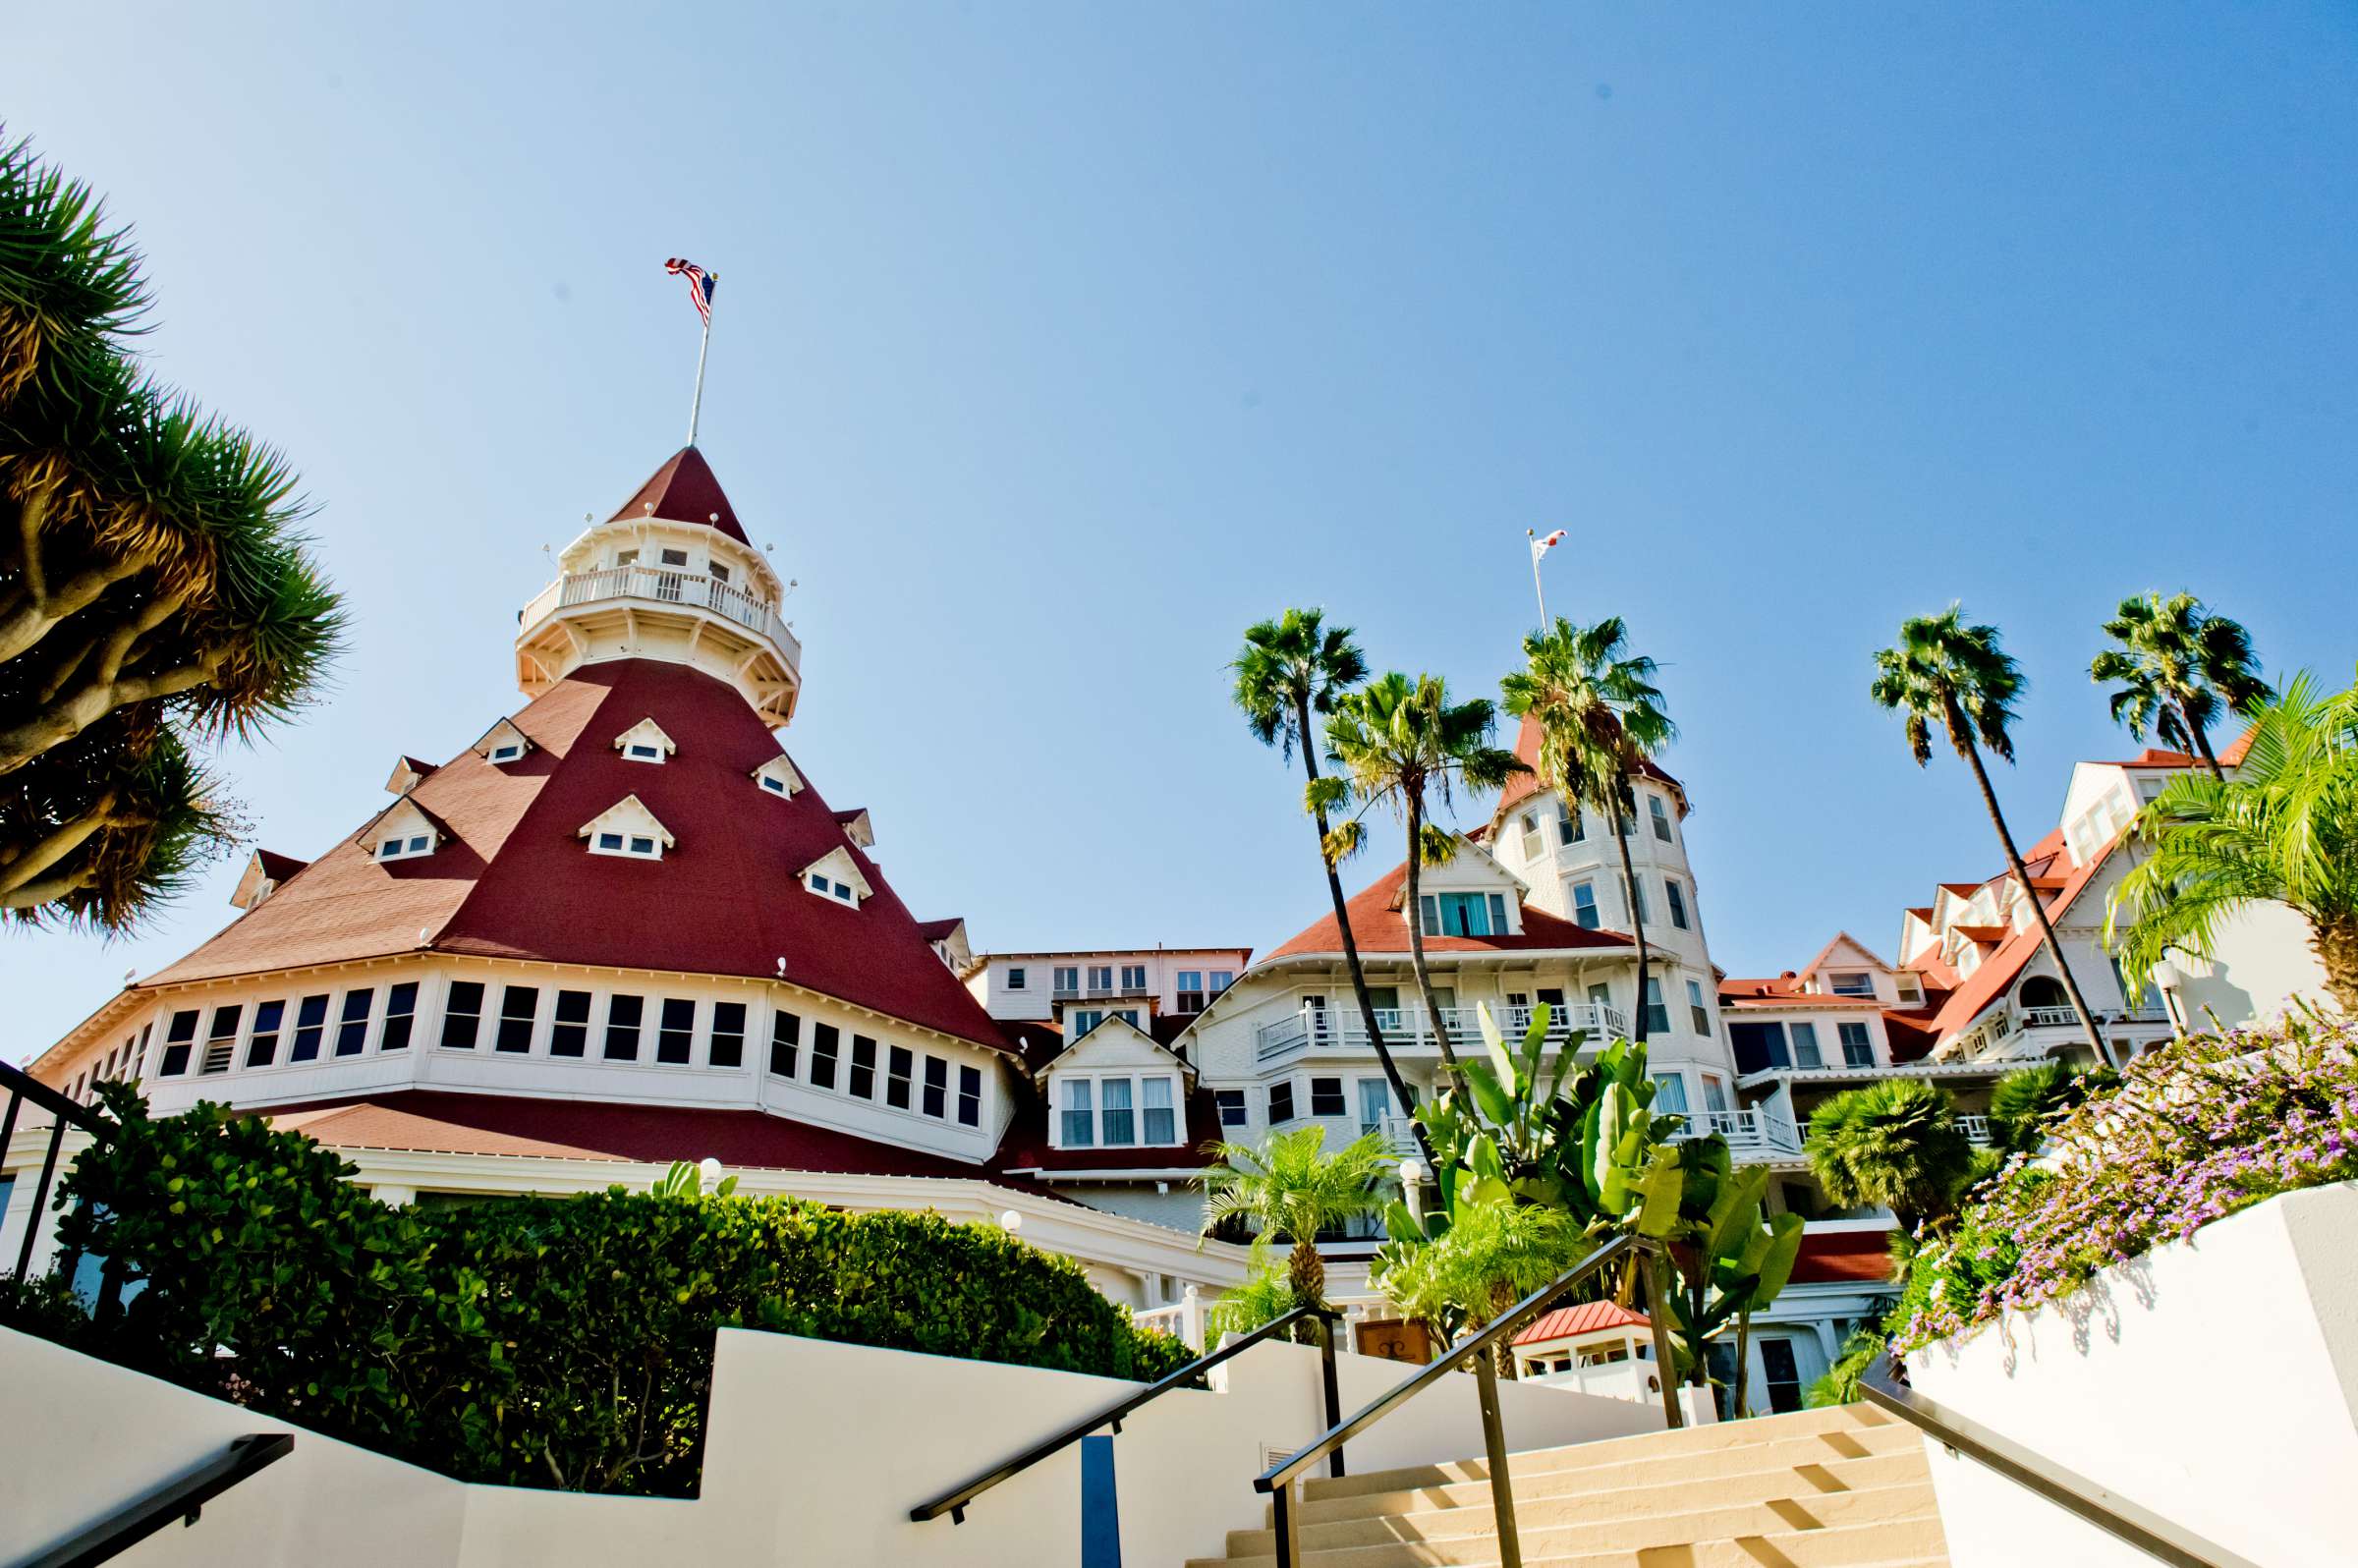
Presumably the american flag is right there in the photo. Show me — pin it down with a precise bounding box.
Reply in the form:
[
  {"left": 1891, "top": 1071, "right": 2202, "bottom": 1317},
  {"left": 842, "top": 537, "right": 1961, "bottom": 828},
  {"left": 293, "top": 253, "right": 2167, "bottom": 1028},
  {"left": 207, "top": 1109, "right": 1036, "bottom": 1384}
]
[
  {"left": 1532, "top": 528, "right": 1568, "bottom": 562},
  {"left": 665, "top": 257, "right": 717, "bottom": 324}
]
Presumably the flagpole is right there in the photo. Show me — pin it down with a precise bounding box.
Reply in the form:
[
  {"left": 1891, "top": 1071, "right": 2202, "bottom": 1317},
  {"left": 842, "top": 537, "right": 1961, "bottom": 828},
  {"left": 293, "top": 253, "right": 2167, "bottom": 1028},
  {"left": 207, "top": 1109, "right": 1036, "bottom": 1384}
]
[
  {"left": 686, "top": 304, "right": 713, "bottom": 446},
  {"left": 1528, "top": 529, "right": 1548, "bottom": 627}
]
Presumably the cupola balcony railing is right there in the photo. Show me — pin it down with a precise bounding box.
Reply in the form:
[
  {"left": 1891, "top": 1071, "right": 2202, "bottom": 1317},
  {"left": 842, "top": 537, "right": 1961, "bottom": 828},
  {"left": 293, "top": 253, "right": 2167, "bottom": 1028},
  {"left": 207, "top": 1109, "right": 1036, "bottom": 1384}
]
[
  {"left": 1682, "top": 1105, "right": 1805, "bottom": 1158},
  {"left": 1254, "top": 1001, "right": 1631, "bottom": 1064},
  {"left": 521, "top": 566, "right": 802, "bottom": 666}
]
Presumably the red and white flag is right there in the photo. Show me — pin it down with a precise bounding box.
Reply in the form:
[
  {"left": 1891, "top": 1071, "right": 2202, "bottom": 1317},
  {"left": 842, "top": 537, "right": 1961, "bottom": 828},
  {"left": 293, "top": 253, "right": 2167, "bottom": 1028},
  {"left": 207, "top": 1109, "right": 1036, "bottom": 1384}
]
[{"left": 1531, "top": 528, "right": 1568, "bottom": 563}]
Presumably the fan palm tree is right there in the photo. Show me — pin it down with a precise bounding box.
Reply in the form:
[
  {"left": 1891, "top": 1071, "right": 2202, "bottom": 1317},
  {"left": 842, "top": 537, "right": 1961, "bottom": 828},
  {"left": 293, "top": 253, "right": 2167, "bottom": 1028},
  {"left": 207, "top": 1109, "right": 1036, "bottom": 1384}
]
[
  {"left": 1322, "top": 673, "right": 1523, "bottom": 1074},
  {"left": 2107, "top": 670, "right": 2358, "bottom": 1015},
  {"left": 1987, "top": 1061, "right": 2116, "bottom": 1155},
  {"left": 1872, "top": 607, "right": 2113, "bottom": 1067},
  {"left": 1500, "top": 616, "right": 1677, "bottom": 1043},
  {"left": 1373, "top": 1198, "right": 1589, "bottom": 1375},
  {"left": 1233, "top": 610, "right": 1429, "bottom": 1161},
  {"left": 1803, "top": 1080, "right": 1979, "bottom": 1239},
  {"left": 2090, "top": 592, "right": 2272, "bottom": 779},
  {"left": 1201, "top": 1125, "right": 1391, "bottom": 1316}
]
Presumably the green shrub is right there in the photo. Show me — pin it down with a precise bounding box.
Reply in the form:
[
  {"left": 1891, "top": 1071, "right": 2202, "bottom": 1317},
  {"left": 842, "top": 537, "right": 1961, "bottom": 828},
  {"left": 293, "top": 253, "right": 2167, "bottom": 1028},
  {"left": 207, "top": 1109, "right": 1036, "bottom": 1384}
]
[{"left": 24, "top": 1087, "right": 1189, "bottom": 1494}]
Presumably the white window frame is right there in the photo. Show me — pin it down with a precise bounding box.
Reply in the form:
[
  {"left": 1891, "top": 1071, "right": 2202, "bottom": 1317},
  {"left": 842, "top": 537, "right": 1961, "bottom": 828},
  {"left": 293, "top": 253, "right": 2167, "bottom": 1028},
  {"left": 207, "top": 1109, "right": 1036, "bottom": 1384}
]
[
  {"left": 377, "top": 832, "right": 435, "bottom": 862},
  {"left": 1048, "top": 1069, "right": 1185, "bottom": 1149},
  {"left": 487, "top": 742, "right": 525, "bottom": 764},
  {"left": 590, "top": 830, "right": 662, "bottom": 861}
]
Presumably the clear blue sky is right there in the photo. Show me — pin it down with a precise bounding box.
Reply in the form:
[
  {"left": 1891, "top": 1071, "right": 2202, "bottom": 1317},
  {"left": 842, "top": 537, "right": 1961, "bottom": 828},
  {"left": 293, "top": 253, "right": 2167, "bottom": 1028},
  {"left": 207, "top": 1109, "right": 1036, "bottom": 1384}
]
[{"left": 5, "top": 6, "right": 2353, "bottom": 1059}]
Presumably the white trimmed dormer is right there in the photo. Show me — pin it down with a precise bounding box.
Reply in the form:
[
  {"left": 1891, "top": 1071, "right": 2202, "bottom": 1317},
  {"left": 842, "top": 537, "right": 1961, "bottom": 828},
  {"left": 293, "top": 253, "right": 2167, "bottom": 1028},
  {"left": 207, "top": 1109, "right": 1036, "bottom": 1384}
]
[
  {"left": 1040, "top": 1017, "right": 1192, "bottom": 1152},
  {"left": 800, "top": 845, "right": 873, "bottom": 908},
  {"left": 1399, "top": 835, "right": 1530, "bottom": 939},
  {"left": 365, "top": 796, "right": 447, "bottom": 864},
  {"left": 752, "top": 754, "right": 803, "bottom": 799},
  {"left": 614, "top": 718, "right": 677, "bottom": 764},
  {"left": 835, "top": 808, "right": 874, "bottom": 849},
  {"left": 476, "top": 717, "right": 533, "bottom": 766},
  {"left": 229, "top": 849, "right": 308, "bottom": 910},
  {"left": 385, "top": 756, "right": 436, "bottom": 794},
  {"left": 580, "top": 795, "right": 675, "bottom": 861}
]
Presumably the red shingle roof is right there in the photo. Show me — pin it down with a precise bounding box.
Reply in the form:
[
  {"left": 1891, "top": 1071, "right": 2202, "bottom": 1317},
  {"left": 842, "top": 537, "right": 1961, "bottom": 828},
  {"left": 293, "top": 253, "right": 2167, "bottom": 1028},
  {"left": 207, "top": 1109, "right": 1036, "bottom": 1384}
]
[
  {"left": 142, "top": 659, "right": 1008, "bottom": 1053},
  {"left": 1514, "top": 1301, "right": 1651, "bottom": 1344},
  {"left": 1789, "top": 1228, "right": 1899, "bottom": 1285},
  {"left": 1923, "top": 836, "right": 2124, "bottom": 1046},
  {"left": 608, "top": 445, "right": 750, "bottom": 544},
  {"left": 1265, "top": 860, "right": 1633, "bottom": 961},
  {"left": 1493, "top": 713, "right": 1688, "bottom": 822}
]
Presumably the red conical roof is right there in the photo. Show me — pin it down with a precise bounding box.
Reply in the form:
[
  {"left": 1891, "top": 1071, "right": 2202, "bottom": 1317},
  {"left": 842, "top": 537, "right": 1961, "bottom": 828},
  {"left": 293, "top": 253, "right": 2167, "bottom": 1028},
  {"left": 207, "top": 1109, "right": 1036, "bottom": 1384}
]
[{"left": 608, "top": 446, "right": 750, "bottom": 544}]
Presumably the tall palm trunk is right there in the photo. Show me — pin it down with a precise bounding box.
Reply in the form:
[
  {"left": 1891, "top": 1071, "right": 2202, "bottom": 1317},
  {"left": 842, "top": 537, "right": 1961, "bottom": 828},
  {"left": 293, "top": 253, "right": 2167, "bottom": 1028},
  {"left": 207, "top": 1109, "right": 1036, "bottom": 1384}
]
[
  {"left": 2312, "top": 915, "right": 2358, "bottom": 1017},
  {"left": 1954, "top": 723, "right": 2116, "bottom": 1069},
  {"left": 2180, "top": 701, "right": 2225, "bottom": 780},
  {"left": 1402, "top": 787, "right": 1463, "bottom": 1075},
  {"left": 1608, "top": 790, "right": 1652, "bottom": 1045},
  {"left": 1288, "top": 1237, "right": 1327, "bottom": 1312},
  {"left": 1297, "top": 691, "right": 1433, "bottom": 1166}
]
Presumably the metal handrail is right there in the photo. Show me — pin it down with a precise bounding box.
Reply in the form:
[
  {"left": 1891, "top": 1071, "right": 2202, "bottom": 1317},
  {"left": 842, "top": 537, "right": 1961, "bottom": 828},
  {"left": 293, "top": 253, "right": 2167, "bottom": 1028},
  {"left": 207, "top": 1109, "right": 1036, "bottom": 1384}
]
[
  {"left": 1859, "top": 1353, "right": 2260, "bottom": 1568},
  {"left": 18, "top": 1431, "right": 294, "bottom": 1568},
  {"left": 910, "top": 1301, "right": 1344, "bottom": 1525},
  {"left": 1254, "top": 1232, "right": 1679, "bottom": 1568},
  {"left": 2, "top": 1060, "right": 112, "bottom": 1290}
]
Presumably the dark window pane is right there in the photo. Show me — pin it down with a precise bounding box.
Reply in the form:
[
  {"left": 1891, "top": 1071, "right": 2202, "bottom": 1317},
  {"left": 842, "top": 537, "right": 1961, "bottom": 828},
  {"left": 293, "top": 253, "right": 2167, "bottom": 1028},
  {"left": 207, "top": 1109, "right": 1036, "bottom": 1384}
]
[
  {"left": 658, "top": 998, "right": 696, "bottom": 1064},
  {"left": 710, "top": 1001, "right": 746, "bottom": 1068},
  {"left": 604, "top": 994, "right": 644, "bottom": 1060},
  {"left": 291, "top": 994, "right": 330, "bottom": 1062},
  {"left": 550, "top": 989, "right": 590, "bottom": 1056},
  {"left": 442, "top": 980, "right": 485, "bottom": 1049},
  {"left": 336, "top": 989, "right": 375, "bottom": 1056},
  {"left": 886, "top": 1044, "right": 913, "bottom": 1109},
  {"left": 1310, "top": 1077, "right": 1346, "bottom": 1116},
  {"left": 811, "top": 1023, "right": 839, "bottom": 1089},
  {"left": 247, "top": 1000, "right": 286, "bottom": 1068},
  {"left": 922, "top": 1055, "right": 948, "bottom": 1118},
  {"left": 1215, "top": 1090, "right": 1248, "bottom": 1127},
  {"left": 768, "top": 1010, "right": 800, "bottom": 1078},
  {"left": 160, "top": 1008, "right": 199, "bottom": 1076},
  {"left": 957, "top": 1064, "right": 982, "bottom": 1127},
  {"left": 380, "top": 982, "right": 419, "bottom": 1051},
  {"left": 1269, "top": 1082, "right": 1296, "bottom": 1123},
  {"left": 849, "top": 1036, "right": 877, "bottom": 1098},
  {"left": 498, "top": 986, "right": 539, "bottom": 1052}
]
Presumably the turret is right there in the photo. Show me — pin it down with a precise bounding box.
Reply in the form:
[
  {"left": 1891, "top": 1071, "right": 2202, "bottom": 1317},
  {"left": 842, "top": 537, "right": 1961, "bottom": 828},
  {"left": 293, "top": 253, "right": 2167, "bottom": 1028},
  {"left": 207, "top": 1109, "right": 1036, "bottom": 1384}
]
[{"left": 515, "top": 446, "right": 801, "bottom": 724}]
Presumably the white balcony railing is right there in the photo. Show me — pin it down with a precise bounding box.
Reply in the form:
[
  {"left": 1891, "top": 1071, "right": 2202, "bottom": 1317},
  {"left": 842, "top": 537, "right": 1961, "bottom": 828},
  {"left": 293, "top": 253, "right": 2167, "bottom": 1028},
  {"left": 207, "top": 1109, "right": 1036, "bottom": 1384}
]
[
  {"left": 1362, "top": 1114, "right": 1423, "bottom": 1156},
  {"left": 1682, "top": 1106, "right": 1805, "bottom": 1158},
  {"left": 1254, "top": 1002, "right": 1632, "bottom": 1064},
  {"left": 525, "top": 567, "right": 802, "bottom": 667},
  {"left": 1955, "top": 1114, "right": 1995, "bottom": 1147}
]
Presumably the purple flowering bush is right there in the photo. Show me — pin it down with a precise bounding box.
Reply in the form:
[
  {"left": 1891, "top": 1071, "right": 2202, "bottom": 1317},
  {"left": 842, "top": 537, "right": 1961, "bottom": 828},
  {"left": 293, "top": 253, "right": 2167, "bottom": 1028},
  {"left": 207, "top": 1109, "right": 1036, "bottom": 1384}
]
[{"left": 1891, "top": 1013, "right": 2358, "bottom": 1351}]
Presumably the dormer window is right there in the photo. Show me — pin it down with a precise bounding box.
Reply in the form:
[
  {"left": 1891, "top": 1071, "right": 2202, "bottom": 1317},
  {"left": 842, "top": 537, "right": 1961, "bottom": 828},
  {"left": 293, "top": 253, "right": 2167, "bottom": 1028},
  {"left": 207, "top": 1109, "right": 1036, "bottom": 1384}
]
[
  {"left": 364, "top": 797, "right": 448, "bottom": 866},
  {"left": 799, "top": 846, "right": 873, "bottom": 910},
  {"left": 378, "top": 833, "right": 434, "bottom": 862},
  {"left": 1419, "top": 891, "right": 1511, "bottom": 937},
  {"left": 613, "top": 718, "right": 677, "bottom": 764},
  {"left": 475, "top": 717, "right": 533, "bottom": 765},
  {"left": 752, "top": 754, "right": 803, "bottom": 798},
  {"left": 581, "top": 795, "right": 674, "bottom": 861},
  {"left": 489, "top": 742, "right": 524, "bottom": 763}
]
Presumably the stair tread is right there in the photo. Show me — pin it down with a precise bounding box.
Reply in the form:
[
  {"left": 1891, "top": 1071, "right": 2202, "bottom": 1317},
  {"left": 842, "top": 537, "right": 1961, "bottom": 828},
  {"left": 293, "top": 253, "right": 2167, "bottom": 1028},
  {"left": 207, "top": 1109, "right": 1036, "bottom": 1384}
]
[{"left": 1191, "top": 1511, "right": 1951, "bottom": 1568}]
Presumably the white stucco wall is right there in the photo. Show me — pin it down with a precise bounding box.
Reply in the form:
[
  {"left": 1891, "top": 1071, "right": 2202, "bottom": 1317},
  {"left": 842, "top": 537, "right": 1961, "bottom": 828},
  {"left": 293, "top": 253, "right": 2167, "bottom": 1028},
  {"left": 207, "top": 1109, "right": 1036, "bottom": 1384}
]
[
  {"left": 2165, "top": 900, "right": 2334, "bottom": 1029},
  {"left": 0, "top": 1321, "right": 1670, "bottom": 1567},
  {"left": 1908, "top": 1182, "right": 2358, "bottom": 1567}
]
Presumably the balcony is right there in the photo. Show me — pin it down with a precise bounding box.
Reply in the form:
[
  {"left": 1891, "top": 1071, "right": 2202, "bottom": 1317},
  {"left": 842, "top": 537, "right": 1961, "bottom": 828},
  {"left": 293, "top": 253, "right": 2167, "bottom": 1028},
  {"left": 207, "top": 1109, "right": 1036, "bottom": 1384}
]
[
  {"left": 521, "top": 566, "right": 803, "bottom": 669},
  {"left": 1681, "top": 1106, "right": 1804, "bottom": 1159},
  {"left": 1254, "top": 1002, "right": 1632, "bottom": 1064},
  {"left": 1955, "top": 1114, "right": 1995, "bottom": 1147},
  {"left": 1362, "top": 1113, "right": 1423, "bottom": 1156},
  {"left": 2002, "top": 1003, "right": 2174, "bottom": 1037}
]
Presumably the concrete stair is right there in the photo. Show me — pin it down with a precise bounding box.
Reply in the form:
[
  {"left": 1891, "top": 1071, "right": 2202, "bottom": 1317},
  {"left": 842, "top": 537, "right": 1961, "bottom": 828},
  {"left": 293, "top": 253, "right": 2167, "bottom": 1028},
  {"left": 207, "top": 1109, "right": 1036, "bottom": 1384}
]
[{"left": 1188, "top": 1405, "right": 1946, "bottom": 1568}]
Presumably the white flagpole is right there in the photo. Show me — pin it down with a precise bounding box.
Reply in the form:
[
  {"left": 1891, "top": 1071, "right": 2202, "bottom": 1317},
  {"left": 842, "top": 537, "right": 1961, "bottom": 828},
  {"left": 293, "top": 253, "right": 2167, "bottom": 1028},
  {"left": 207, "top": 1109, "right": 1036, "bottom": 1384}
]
[
  {"left": 686, "top": 299, "right": 713, "bottom": 446},
  {"left": 1528, "top": 529, "right": 1548, "bottom": 627}
]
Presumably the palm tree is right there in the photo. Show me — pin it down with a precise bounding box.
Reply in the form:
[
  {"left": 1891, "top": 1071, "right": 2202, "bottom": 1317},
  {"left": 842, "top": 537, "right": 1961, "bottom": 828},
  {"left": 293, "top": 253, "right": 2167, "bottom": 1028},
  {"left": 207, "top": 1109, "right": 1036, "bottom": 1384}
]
[
  {"left": 1500, "top": 617, "right": 1677, "bottom": 1043},
  {"left": 1987, "top": 1061, "right": 2115, "bottom": 1156},
  {"left": 1803, "top": 1080, "right": 1979, "bottom": 1239},
  {"left": 1233, "top": 610, "right": 1429, "bottom": 1161},
  {"left": 0, "top": 133, "right": 342, "bottom": 927},
  {"left": 1872, "top": 607, "right": 2114, "bottom": 1067},
  {"left": 1322, "top": 673, "right": 1523, "bottom": 1074},
  {"left": 1372, "top": 1199, "right": 1588, "bottom": 1375},
  {"left": 2091, "top": 592, "right": 2272, "bottom": 779},
  {"left": 1201, "top": 1125, "right": 1391, "bottom": 1317},
  {"left": 2107, "top": 670, "right": 2358, "bottom": 1015}
]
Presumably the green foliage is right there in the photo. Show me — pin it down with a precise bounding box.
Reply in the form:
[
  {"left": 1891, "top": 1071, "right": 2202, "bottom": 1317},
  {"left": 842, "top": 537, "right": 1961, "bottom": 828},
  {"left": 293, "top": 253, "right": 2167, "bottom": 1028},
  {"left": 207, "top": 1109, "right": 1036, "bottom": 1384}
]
[
  {"left": 2090, "top": 591, "right": 2271, "bottom": 769},
  {"left": 1205, "top": 1240, "right": 1297, "bottom": 1340},
  {"left": 1988, "top": 1062, "right": 2116, "bottom": 1155},
  {"left": 1870, "top": 604, "right": 2024, "bottom": 767},
  {"left": 28, "top": 1088, "right": 1187, "bottom": 1494},
  {"left": 1805, "top": 1328, "right": 1888, "bottom": 1409},
  {"left": 0, "top": 130, "right": 344, "bottom": 927},
  {"left": 1803, "top": 1079, "right": 1980, "bottom": 1237},
  {"left": 1231, "top": 607, "right": 1367, "bottom": 765},
  {"left": 1376, "top": 1198, "right": 1589, "bottom": 1343},
  {"left": 2106, "top": 667, "right": 2358, "bottom": 1015},
  {"left": 1201, "top": 1124, "right": 1389, "bottom": 1311},
  {"left": 1651, "top": 1142, "right": 1805, "bottom": 1388}
]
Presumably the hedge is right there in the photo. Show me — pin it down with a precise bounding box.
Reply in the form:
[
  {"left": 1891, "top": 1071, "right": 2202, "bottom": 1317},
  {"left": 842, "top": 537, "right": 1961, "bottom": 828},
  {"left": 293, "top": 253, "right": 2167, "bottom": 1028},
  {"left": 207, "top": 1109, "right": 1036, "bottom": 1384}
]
[{"left": 21, "top": 1087, "right": 1189, "bottom": 1494}]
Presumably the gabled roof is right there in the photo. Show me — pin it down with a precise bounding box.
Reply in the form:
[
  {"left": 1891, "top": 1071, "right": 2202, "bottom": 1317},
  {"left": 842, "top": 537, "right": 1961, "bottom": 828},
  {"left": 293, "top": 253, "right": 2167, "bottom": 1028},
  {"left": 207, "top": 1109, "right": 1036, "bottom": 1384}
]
[
  {"left": 915, "top": 917, "right": 967, "bottom": 942},
  {"left": 1924, "top": 836, "right": 2124, "bottom": 1047},
  {"left": 834, "top": 807, "right": 874, "bottom": 848},
  {"left": 579, "top": 793, "right": 675, "bottom": 849},
  {"left": 139, "top": 658, "right": 1011, "bottom": 1053},
  {"left": 386, "top": 756, "right": 437, "bottom": 794},
  {"left": 608, "top": 445, "right": 750, "bottom": 544},
  {"left": 1493, "top": 713, "right": 1690, "bottom": 824},
  {"left": 1514, "top": 1301, "right": 1650, "bottom": 1345},
  {"left": 356, "top": 792, "right": 455, "bottom": 849},
  {"left": 992, "top": 1074, "right": 1226, "bottom": 1176},
  {"left": 1266, "top": 860, "right": 1633, "bottom": 961}
]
